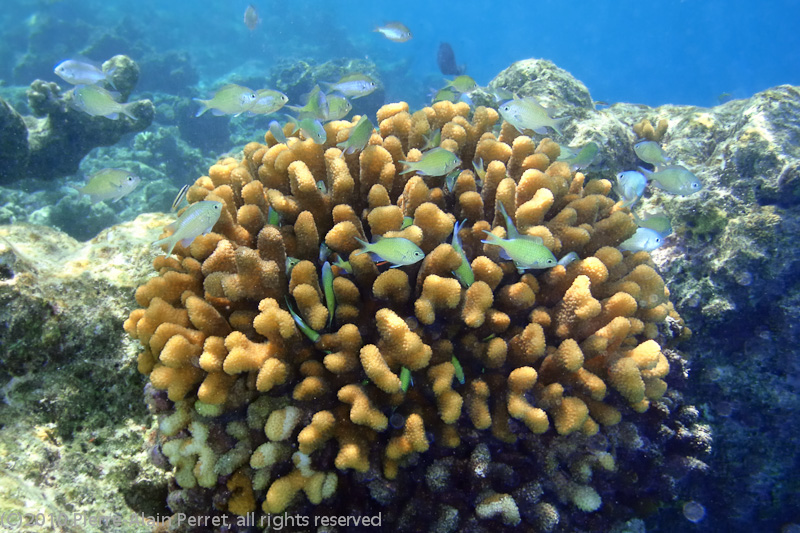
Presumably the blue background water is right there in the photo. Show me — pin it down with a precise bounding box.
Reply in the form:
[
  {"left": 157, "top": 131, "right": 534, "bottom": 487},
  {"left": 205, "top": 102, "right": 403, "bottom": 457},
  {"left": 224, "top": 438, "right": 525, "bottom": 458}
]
[{"left": 1, "top": 0, "right": 799, "bottom": 107}]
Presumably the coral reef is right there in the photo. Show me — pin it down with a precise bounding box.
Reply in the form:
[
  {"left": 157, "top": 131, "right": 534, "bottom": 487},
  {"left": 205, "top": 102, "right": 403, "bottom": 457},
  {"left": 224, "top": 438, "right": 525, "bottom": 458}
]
[
  {"left": 0, "top": 55, "right": 154, "bottom": 184},
  {"left": 125, "top": 98, "right": 697, "bottom": 530}
]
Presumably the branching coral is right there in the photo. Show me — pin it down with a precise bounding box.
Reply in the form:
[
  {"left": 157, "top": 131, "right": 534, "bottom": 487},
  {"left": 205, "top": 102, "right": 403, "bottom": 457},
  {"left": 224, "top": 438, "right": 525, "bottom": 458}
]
[{"left": 126, "top": 100, "right": 689, "bottom": 521}]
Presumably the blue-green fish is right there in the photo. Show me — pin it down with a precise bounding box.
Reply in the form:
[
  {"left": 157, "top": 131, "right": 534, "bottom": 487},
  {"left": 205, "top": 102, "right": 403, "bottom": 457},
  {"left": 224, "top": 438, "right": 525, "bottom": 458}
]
[
  {"left": 193, "top": 84, "right": 257, "bottom": 117},
  {"left": 619, "top": 228, "right": 664, "bottom": 252},
  {"left": 73, "top": 168, "right": 140, "bottom": 204},
  {"left": 472, "top": 158, "right": 486, "bottom": 185},
  {"left": 498, "top": 97, "right": 567, "bottom": 136},
  {"left": 561, "top": 141, "right": 599, "bottom": 171},
  {"left": 353, "top": 236, "right": 425, "bottom": 267},
  {"left": 332, "top": 256, "right": 353, "bottom": 274},
  {"left": 481, "top": 231, "right": 557, "bottom": 273},
  {"left": 444, "top": 169, "right": 460, "bottom": 193},
  {"left": 322, "top": 74, "right": 378, "bottom": 99},
  {"left": 445, "top": 75, "right": 478, "bottom": 93},
  {"left": 246, "top": 89, "right": 288, "bottom": 115},
  {"left": 268, "top": 205, "right": 281, "bottom": 226},
  {"left": 374, "top": 22, "right": 412, "bottom": 42},
  {"left": 634, "top": 140, "right": 671, "bottom": 167},
  {"left": 400, "top": 366, "right": 413, "bottom": 392},
  {"left": 399, "top": 147, "right": 461, "bottom": 177},
  {"left": 614, "top": 171, "right": 647, "bottom": 207},
  {"left": 154, "top": 200, "right": 223, "bottom": 255},
  {"left": 496, "top": 202, "right": 521, "bottom": 239},
  {"left": 641, "top": 165, "right": 703, "bottom": 196},
  {"left": 322, "top": 92, "right": 352, "bottom": 121},
  {"left": 433, "top": 87, "right": 459, "bottom": 103},
  {"left": 422, "top": 129, "right": 441, "bottom": 150},
  {"left": 322, "top": 261, "right": 335, "bottom": 327},
  {"left": 337, "top": 115, "right": 373, "bottom": 155},
  {"left": 558, "top": 252, "right": 580, "bottom": 267},
  {"left": 633, "top": 211, "right": 672, "bottom": 237},
  {"left": 288, "top": 116, "right": 327, "bottom": 144},
  {"left": 71, "top": 85, "right": 137, "bottom": 120},
  {"left": 268, "top": 120, "right": 287, "bottom": 143},
  {"left": 451, "top": 356, "right": 465, "bottom": 385},
  {"left": 285, "top": 297, "right": 320, "bottom": 342},
  {"left": 287, "top": 85, "right": 328, "bottom": 120},
  {"left": 451, "top": 220, "right": 474, "bottom": 287},
  {"left": 557, "top": 145, "right": 579, "bottom": 160},
  {"left": 319, "top": 243, "right": 332, "bottom": 262},
  {"left": 400, "top": 216, "right": 414, "bottom": 229},
  {"left": 285, "top": 256, "right": 300, "bottom": 275},
  {"left": 490, "top": 87, "right": 516, "bottom": 103}
]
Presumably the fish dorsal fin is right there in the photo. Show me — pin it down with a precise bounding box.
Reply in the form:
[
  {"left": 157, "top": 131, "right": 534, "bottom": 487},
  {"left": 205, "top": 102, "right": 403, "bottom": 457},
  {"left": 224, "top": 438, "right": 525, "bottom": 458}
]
[{"left": 521, "top": 235, "right": 544, "bottom": 245}]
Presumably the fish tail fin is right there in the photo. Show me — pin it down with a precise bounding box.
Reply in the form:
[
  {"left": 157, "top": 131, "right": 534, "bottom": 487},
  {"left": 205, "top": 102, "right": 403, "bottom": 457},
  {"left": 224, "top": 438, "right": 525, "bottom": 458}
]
[
  {"left": 352, "top": 236, "right": 369, "bottom": 255},
  {"left": 637, "top": 166, "right": 654, "bottom": 179},
  {"left": 480, "top": 230, "right": 501, "bottom": 245},
  {"left": 551, "top": 117, "right": 568, "bottom": 136},
  {"left": 153, "top": 235, "right": 177, "bottom": 256},
  {"left": 193, "top": 98, "right": 209, "bottom": 117},
  {"left": 397, "top": 161, "right": 415, "bottom": 175},
  {"left": 121, "top": 102, "right": 137, "bottom": 121}
]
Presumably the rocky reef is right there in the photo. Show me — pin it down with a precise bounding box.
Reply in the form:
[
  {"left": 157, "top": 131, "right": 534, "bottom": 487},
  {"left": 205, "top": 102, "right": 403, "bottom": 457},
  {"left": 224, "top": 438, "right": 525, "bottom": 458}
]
[
  {"left": 1, "top": 59, "right": 798, "bottom": 532},
  {"left": 0, "top": 55, "right": 154, "bottom": 184}
]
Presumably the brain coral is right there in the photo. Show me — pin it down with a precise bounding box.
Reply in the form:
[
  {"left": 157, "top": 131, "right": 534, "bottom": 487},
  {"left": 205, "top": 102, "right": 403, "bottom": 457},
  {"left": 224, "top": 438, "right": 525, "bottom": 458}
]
[{"left": 125, "top": 100, "right": 689, "bottom": 526}]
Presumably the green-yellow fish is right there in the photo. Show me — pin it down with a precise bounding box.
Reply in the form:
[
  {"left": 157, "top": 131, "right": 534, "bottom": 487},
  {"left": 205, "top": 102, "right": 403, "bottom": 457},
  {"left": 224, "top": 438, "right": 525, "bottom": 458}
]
[
  {"left": 634, "top": 140, "right": 671, "bottom": 167},
  {"left": 353, "top": 236, "right": 424, "bottom": 267},
  {"left": 246, "top": 89, "right": 288, "bottom": 115},
  {"left": 321, "top": 261, "right": 335, "bottom": 327},
  {"left": 154, "top": 200, "right": 223, "bottom": 256},
  {"left": 71, "top": 85, "right": 138, "bottom": 120},
  {"left": 445, "top": 75, "right": 477, "bottom": 93},
  {"left": 560, "top": 141, "right": 599, "bottom": 170},
  {"left": 193, "top": 84, "right": 257, "bottom": 117},
  {"left": 633, "top": 210, "right": 672, "bottom": 236},
  {"left": 337, "top": 115, "right": 373, "bottom": 154},
  {"left": 287, "top": 85, "right": 328, "bottom": 120},
  {"left": 288, "top": 116, "right": 327, "bottom": 144},
  {"left": 641, "top": 165, "right": 703, "bottom": 196},
  {"left": 481, "top": 230, "right": 557, "bottom": 273},
  {"left": 399, "top": 147, "right": 461, "bottom": 177},
  {"left": 451, "top": 220, "right": 474, "bottom": 287},
  {"left": 323, "top": 92, "right": 352, "bottom": 121},
  {"left": 73, "top": 168, "right": 140, "bottom": 203},
  {"left": 433, "top": 87, "right": 459, "bottom": 103},
  {"left": 499, "top": 97, "right": 567, "bottom": 136}
]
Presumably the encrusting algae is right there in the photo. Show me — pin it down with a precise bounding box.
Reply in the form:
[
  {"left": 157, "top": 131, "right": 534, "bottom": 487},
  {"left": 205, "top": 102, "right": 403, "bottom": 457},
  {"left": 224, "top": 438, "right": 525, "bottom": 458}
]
[{"left": 124, "top": 100, "right": 690, "bottom": 523}]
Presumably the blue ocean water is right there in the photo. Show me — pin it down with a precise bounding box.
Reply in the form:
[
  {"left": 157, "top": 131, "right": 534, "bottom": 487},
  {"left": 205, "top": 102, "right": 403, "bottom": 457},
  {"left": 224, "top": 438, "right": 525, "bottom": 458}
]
[
  {"left": 2, "top": 0, "right": 799, "bottom": 107},
  {"left": 1, "top": 1, "right": 799, "bottom": 532}
]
